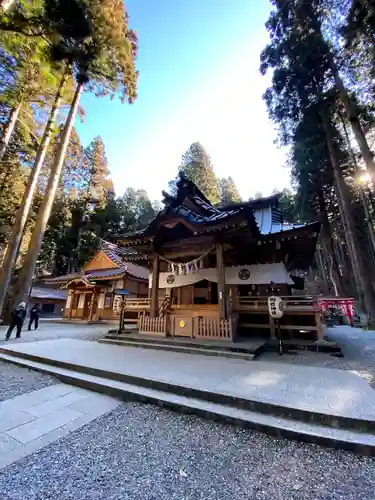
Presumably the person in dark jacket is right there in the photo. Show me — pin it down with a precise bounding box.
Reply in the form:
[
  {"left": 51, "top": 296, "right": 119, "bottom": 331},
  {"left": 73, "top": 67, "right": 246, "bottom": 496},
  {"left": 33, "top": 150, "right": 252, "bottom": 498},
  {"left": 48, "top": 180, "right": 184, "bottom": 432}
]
[
  {"left": 5, "top": 302, "right": 27, "bottom": 340},
  {"left": 28, "top": 303, "right": 41, "bottom": 331}
]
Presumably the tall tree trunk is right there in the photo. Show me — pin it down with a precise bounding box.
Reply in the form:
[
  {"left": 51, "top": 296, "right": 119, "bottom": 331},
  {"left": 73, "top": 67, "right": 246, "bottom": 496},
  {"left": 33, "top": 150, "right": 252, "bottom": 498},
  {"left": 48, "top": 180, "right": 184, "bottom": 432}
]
[
  {"left": 333, "top": 230, "right": 356, "bottom": 296},
  {"left": 316, "top": 244, "right": 329, "bottom": 294},
  {"left": 0, "top": 71, "right": 69, "bottom": 317},
  {"left": 359, "top": 187, "right": 375, "bottom": 260},
  {"left": 11, "top": 82, "right": 83, "bottom": 307},
  {"left": 328, "top": 54, "right": 375, "bottom": 178},
  {"left": 339, "top": 112, "right": 375, "bottom": 257},
  {"left": 317, "top": 191, "right": 345, "bottom": 296},
  {"left": 333, "top": 231, "right": 345, "bottom": 273},
  {"left": 322, "top": 112, "right": 375, "bottom": 321},
  {"left": 365, "top": 184, "right": 375, "bottom": 213},
  {"left": 0, "top": 102, "right": 21, "bottom": 161},
  {"left": 67, "top": 205, "right": 86, "bottom": 273}
]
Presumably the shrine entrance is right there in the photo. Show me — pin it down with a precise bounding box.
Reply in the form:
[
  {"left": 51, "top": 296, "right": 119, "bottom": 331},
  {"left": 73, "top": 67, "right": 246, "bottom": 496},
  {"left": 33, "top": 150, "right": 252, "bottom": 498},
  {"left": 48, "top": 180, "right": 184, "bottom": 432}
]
[{"left": 193, "top": 280, "right": 218, "bottom": 305}]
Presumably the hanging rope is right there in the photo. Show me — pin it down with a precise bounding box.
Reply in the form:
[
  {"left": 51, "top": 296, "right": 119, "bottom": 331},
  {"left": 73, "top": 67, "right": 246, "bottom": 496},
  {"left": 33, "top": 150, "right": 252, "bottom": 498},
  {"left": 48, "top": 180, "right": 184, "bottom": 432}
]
[{"left": 157, "top": 246, "right": 215, "bottom": 275}]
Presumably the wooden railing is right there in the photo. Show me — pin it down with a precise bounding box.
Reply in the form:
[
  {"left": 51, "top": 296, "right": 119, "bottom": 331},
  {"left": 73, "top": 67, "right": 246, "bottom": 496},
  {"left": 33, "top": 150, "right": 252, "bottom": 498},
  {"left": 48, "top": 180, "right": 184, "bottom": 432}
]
[
  {"left": 138, "top": 315, "right": 167, "bottom": 335},
  {"left": 195, "top": 317, "right": 233, "bottom": 340},
  {"left": 123, "top": 297, "right": 173, "bottom": 316},
  {"left": 123, "top": 297, "right": 151, "bottom": 309},
  {"left": 124, "top": 297, "right": 166, "bottom": 310},
  {"left": 235, "top": 295, "right": 319, "bottom": 313}
]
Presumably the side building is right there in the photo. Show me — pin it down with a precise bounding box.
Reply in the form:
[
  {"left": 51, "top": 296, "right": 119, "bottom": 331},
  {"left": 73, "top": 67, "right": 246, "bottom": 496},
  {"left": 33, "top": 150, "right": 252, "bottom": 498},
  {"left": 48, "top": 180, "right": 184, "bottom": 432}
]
[
  {"left": 113, "top": 173, "right": 322, "bottom": 343},
  {"left": 45, "top": 245, "right": 148, "bottom": 322}
]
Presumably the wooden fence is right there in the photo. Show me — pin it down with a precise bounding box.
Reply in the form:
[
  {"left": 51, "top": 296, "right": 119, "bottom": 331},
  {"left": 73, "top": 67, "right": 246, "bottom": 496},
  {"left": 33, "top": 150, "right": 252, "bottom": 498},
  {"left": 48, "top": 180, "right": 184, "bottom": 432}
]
[
  {"left": 195, "top": 317, "right": 233, "bottom": 340},
  {"left": 138, "top": 315, "right": 167, "bottom": 335}
]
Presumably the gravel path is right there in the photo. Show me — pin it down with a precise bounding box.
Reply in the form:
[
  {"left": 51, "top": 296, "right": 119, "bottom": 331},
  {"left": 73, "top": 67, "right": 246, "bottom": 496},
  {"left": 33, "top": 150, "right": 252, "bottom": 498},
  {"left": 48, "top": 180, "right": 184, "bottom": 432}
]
[
  {"left": 0, "top": 402, "right": 374, "bottom": 500},
  {"left": 0, "top": 361, "right": 57, "bottom": 402}
]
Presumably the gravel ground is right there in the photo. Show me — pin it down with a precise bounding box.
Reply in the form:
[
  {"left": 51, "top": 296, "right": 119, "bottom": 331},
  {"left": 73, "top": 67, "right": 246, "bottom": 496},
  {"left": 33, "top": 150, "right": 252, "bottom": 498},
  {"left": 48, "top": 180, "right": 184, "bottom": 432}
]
[
  {"left": 0, "top": 321, "right": 109, "bottom": 345},
  {"left": 0, "top": 402, "right": 374, "bottom": 500},
  {"left": 0, "top": 361, "right": 57, "bottom": 402}
]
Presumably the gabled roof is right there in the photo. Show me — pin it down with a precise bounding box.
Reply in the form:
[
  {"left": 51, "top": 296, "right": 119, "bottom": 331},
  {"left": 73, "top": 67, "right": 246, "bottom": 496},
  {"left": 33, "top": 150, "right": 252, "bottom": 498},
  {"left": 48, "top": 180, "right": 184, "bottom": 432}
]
[
  {"left": 44, "top": 244, "right": 148, "bottom": 285},
  {"left": 30, "top": 287, "right": 68, "bottom": 300},
  {"left": 45, "top": 272, "right": 81, "bottom": 284}
]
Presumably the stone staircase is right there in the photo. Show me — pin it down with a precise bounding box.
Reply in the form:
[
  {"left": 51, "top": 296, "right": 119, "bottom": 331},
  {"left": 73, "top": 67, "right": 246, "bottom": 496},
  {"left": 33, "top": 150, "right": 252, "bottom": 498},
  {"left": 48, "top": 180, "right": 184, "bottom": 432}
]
[
  {"left": 100, "top": 334, "right": 265, "bottom": 360},
  {"left": 0, "top": 339, "right": 373, "bottom": 455}
]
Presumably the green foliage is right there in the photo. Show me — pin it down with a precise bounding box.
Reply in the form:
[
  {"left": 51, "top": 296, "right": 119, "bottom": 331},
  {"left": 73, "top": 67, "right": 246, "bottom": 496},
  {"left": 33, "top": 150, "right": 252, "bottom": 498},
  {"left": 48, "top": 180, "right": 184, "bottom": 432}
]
[
  {"left": 85, "top": 135, "right": 109, "bottom": 205},
  {"left": 35, "top": 132, "right": 158, "bottom": 274},
  {"left": 274, "top": 188, "right": 300, "bottom": 223},
  {"left": 0, "top": 142, "right": 27, "bottom": 244},
  {"left": 83, "top": 0, "right": 138, "bottom": 103},
  {"left": 169, "top": 142, "right": 221, "bottom": 205},
  {"left": 260, "top": 0, "right": 375, "bottom": 311},
  {"left": 0, "top": 0, "right": 140, "bottom": 317},
  {"left": 219, "top": 176, "right": 241, "bottom": 205},
  {"left": 0, "top": 0, "right": 81, "bottom": 105},
  {"left": 260, "top": 0, "right": 332, "bottom": 146}
]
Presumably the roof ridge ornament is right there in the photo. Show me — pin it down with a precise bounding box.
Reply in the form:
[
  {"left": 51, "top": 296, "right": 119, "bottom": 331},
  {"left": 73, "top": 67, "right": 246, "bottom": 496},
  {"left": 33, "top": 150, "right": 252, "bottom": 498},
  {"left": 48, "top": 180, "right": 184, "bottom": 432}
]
[{"left": 161, "top": 190, "right": 176, "bottom": 206}]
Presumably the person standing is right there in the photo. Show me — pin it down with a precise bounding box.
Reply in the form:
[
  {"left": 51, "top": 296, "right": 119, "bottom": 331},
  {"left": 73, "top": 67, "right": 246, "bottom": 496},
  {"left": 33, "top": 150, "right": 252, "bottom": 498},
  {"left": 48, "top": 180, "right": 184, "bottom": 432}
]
[
  {"left": 28, "top": 303, "right": 41, "bottom": 331},
  {"left": 5, "top": 302, "right": 27, "bottom": 340}
]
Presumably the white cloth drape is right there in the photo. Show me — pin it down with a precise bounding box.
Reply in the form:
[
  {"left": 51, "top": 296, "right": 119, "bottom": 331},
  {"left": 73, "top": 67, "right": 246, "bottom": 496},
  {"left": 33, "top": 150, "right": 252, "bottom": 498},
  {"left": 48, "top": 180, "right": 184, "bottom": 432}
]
[{"left": 149, "top": 263, "right": 294, "bottom": 288}]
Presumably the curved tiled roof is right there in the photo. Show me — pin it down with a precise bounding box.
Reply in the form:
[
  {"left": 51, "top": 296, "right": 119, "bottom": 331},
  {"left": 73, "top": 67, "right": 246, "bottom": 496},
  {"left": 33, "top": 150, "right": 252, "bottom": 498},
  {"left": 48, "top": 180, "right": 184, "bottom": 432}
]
[{"left": 114, "top": 173, "right": 261, "bottom": 244}]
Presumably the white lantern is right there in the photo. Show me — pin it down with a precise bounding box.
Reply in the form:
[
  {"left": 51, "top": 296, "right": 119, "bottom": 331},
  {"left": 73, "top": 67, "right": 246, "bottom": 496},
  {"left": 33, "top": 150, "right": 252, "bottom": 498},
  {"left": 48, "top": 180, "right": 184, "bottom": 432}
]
[
  {"left": 113, "top": 295, "right": 123, "bottom": 315},
  {"left": 268, "top": 296, "right": 284, "bottom": 319}
]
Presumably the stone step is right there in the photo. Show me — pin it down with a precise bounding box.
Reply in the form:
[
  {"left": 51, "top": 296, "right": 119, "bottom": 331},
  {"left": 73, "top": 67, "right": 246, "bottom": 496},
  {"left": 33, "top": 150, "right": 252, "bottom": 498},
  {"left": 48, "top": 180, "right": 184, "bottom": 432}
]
[
  {"left": 105, "top": 333, "right": 260, "bottom": 354},
  {"left": 1, "top": 343, "right": 374, "bottom": 428},
  {"left": 0, "top": 351, "right": 374, "bottom": 456},
  {"left": 105, "top": 333, "right": 266, "bottom": 353},
  {"left": 104, "top": 334, "right": 340, "bottom": 355},
  {"left": 0, "top": 344, "right": 371, "bottom": 434},
  {"left": 99, "top": 338, "right": 257, "bottom": 361}
]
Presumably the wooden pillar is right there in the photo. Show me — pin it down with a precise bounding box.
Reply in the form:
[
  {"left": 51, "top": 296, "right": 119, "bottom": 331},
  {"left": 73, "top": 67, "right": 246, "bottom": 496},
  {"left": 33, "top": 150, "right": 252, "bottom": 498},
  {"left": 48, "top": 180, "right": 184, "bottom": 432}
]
[
  {"left": 315, "top": 311, "right": 324, "bottom": 342},
  {"left": 269, "top": 316, "right": 276, "bottom": 339},
  {"left": 150, "top": 254, "right": 160, "bottom": 317},
  {"left": 88, "top": 290, "right": 96, "bottom": 322},
  {"left": 69, "top": 291, "right": 74, "bottom": 318},
  {"left": 216, "top": 243, "right": 226, "bottom": 319}
]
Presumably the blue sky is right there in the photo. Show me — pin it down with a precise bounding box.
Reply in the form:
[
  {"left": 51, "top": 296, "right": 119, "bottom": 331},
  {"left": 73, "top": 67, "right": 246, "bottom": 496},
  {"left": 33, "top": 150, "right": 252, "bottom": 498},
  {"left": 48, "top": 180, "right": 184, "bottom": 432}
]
[{"left": 76, "top": 0, "right": 290, "bottom": 202}]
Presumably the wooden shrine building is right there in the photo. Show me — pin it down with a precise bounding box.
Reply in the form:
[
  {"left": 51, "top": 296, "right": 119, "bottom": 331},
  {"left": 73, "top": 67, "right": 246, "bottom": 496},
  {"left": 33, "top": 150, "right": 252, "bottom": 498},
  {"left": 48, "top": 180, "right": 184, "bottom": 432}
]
[
  {"left": 113, "top": 173, "right": 323, "bottom": 343},
  {"left": 45, "top": 244, "right": 148, "bottom": 322}
]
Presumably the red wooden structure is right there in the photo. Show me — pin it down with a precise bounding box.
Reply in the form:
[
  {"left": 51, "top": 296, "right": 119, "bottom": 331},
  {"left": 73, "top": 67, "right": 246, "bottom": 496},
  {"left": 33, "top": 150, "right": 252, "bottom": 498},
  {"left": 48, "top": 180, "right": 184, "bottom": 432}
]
[{"left": 318, "top": 297, "right": 355, "bottom": 326}]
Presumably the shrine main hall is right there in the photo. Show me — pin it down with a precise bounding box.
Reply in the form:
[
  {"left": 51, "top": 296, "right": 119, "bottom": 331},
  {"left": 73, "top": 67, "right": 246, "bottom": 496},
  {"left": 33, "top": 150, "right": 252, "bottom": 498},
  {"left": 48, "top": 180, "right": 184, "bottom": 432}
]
[{"left": 111, "top": 173, "right": 323, "bottom": 344}]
